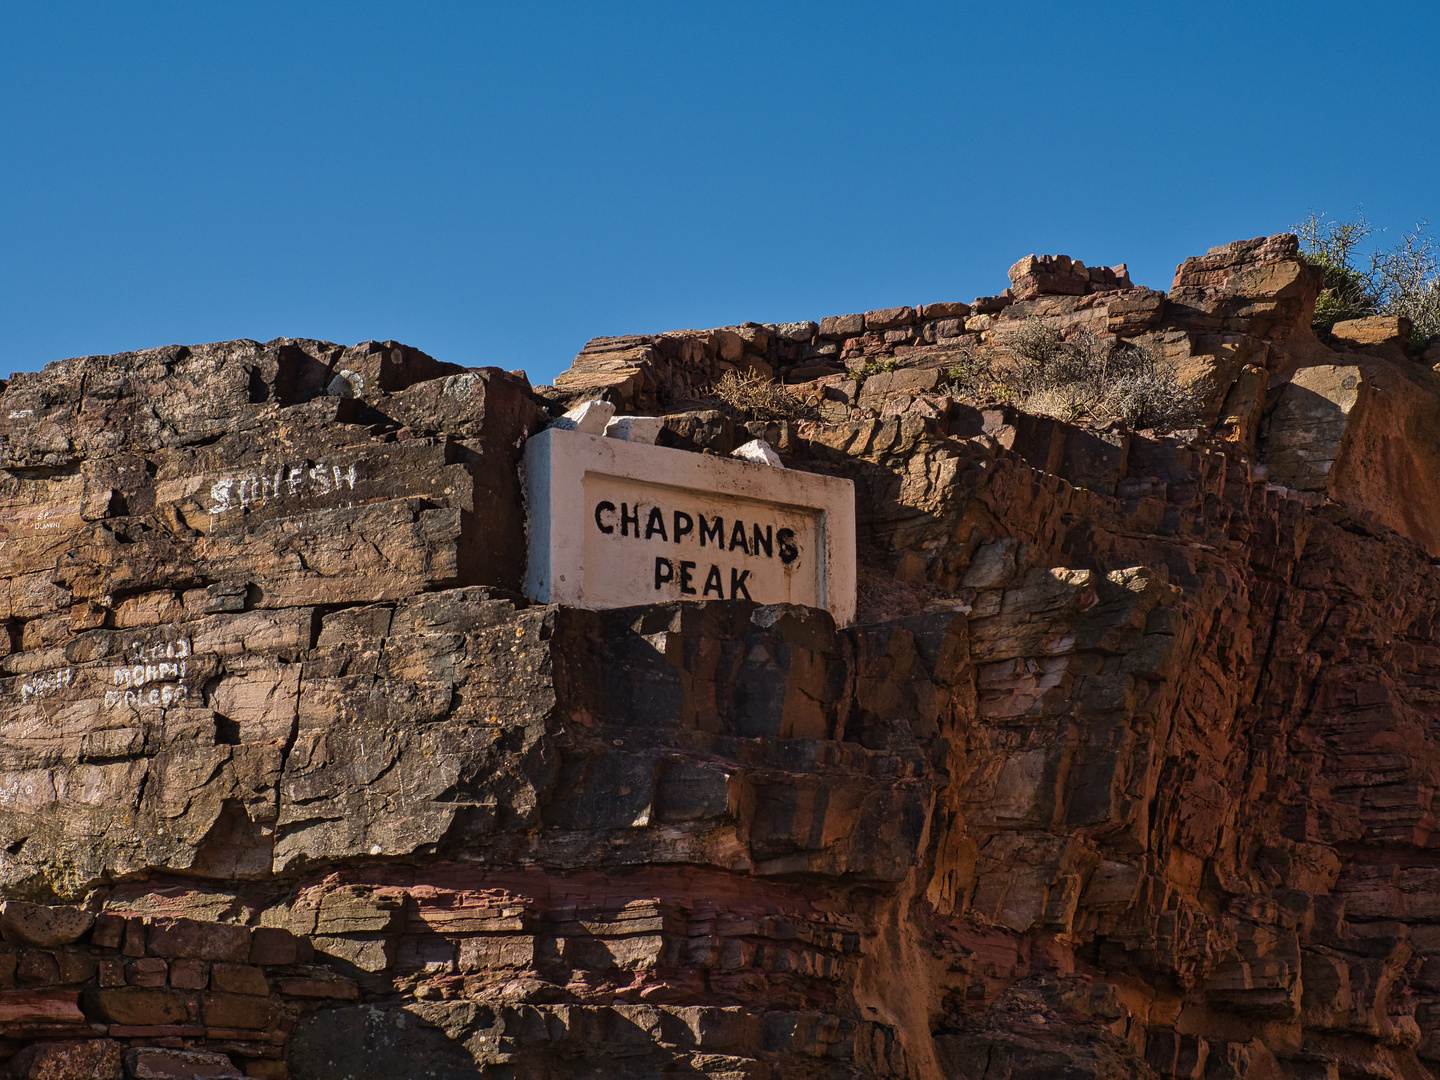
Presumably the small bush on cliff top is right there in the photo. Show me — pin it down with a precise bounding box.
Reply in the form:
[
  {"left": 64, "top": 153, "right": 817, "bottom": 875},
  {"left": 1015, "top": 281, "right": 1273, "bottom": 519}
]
[
  {"left": 1296, "top": 211, "right": 1440, "bottom": 346},
  {"left": 710, "top": 368, "right": 815, "bottom": 422},
  {"left": 944, "top": 352, "right": 1016, "bottom": 402},
  {"left": 974, "top": 319, "right": 1201, "bottom": 432}
]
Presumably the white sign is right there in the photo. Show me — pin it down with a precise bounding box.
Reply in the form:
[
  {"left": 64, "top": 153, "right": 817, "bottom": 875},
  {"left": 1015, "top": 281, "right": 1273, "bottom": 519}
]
[{"left": 525, "top": 428, "right": 855, "bottom": 624}]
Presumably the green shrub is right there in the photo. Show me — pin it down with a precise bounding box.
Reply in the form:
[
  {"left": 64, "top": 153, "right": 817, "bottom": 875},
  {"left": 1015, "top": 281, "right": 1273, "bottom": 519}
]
[
  {"left": 1295, "top": 212, "right": 1378, "bottom": 331},
  {"left": 1296, "top": 211, "right": 1440, "bottom": 347},
  {"left": 847, "top": 358, "right": 896, "bottom": 382}
]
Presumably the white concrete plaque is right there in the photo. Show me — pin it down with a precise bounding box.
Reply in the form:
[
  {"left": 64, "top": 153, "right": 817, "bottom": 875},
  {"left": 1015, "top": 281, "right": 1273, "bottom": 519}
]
[{"left": 524, "top": 428, "right": 856, "bottom": 624}]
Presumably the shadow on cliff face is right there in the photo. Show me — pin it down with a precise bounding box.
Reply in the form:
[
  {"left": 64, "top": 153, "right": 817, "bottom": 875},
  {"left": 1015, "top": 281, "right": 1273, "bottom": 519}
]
[
  {"left": 292, "top": 1002, "right": 837, "bottom": 1080},
  {"left": 189, "top": 798, "right": 274, "bottom": 878},
  {"left": 291, "top": 1004, "right": 489, "bottom": 1080},
  {"left": 1258, "top": 370, "right": 1360, "bottom": 495}
]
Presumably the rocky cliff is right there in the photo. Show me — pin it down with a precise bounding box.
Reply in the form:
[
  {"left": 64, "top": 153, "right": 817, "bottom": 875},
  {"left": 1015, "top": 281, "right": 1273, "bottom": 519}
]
[{"left": 2, "top": 236, "right": 1440, "bottom": 1079}]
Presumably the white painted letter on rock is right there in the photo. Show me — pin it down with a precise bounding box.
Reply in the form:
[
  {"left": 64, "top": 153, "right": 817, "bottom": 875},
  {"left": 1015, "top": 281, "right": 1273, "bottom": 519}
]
[{"left": 525, "top": 428, "right": 855, "bottom": 624}]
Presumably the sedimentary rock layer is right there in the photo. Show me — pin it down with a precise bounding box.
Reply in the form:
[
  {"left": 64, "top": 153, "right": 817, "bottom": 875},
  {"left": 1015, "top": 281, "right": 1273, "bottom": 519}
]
[{"left": 2, "top": 236, "right": 1440, "bottom": 1078}]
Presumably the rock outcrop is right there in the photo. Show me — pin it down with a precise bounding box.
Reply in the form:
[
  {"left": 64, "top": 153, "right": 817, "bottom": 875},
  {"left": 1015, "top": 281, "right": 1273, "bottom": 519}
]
[{"left": 2, "top": 236, "right": 1440, "bottom": 1078}]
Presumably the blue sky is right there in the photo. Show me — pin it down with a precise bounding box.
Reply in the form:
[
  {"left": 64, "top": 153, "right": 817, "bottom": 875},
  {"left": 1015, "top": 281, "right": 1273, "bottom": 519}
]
[{"left": 4, "top": 2, "right": 1438, "bottom": 385}]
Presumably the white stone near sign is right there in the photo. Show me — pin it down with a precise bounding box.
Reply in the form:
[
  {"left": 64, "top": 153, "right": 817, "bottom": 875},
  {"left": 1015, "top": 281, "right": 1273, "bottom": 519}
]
[{"left": 524, "top": 427, "right": 856, "bottom": 624}]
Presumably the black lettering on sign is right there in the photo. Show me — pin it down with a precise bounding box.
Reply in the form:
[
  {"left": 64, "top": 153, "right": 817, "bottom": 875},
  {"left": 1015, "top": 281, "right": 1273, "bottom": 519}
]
[
  {"left": 594, "top": 501, "right": 616, "bottom": 534},
  {"left": 729, "top": 519, "right": 749, "bottom": 554},
  {"left": 730, "top": 568, "right": 752, "bottom": 600},
  {"left": 699, "top": 515, "right": 723, "bottom": 547},
  {"left": 777, "top": 528, "right": 799, "bottom": 564},
  {"left": 645, "top": 507, "right": 668, "bottom": 541},
  {"left": 673, "top": 511, "right": 694, "bottom": 543},
  {"left": 654, "top": 557, "right": 673, "bottom": 589},
  {"left": 752, "top": 524, "right": 773, "bottom": 558},
  {"left": 703, "top": 565, "right": 724, "bottom": 597},
  {"left": 678, "top": 561, "right": 697, "bottom": 595},
  {"left": 621, "top": 503, "right": 639, "bottom": 537}
]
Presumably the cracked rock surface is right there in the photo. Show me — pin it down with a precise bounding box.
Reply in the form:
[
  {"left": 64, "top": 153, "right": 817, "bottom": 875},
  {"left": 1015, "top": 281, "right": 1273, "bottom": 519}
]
[{"left": 4, "top": 236, "right": 1440, "bottom": 1078}]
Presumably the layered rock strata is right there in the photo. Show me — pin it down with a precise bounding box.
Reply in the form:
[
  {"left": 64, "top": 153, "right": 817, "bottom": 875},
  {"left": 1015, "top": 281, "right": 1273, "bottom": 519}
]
[{"left": 1, "top": 236, "right": 1440, "bottom": 1078}]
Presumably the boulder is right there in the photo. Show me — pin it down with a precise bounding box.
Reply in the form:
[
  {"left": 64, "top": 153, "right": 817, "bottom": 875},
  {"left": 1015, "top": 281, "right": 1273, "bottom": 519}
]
[
  {"left": 1167, "top": 233, "right": 1322, "bottom": 342},
  {"left": 1331, "top": 314, "right": 1413, "bottom": 346},
  {"left": 819, "top": 313, "right": 865, "bottom": 338},
  {"left": 864, "top": 306, "right": 916, "bottom": 331},
  {"left": 0, "top": 903, "right": 93, "bottom": 947}
]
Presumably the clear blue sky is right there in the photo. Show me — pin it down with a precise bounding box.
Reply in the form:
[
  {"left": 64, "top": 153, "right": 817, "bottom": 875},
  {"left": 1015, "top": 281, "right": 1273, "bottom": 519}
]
[{"left": 4, "top": 2, "right": 1438, "bottom": 385}]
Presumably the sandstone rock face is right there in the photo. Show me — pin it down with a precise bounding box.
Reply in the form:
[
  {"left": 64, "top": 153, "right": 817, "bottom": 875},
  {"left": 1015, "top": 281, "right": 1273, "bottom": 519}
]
[
  {"left": 1259, "top": 363, "right": 1367, "bottom": 491},
  {"left": 1168, "top": 233, "right": 1322, "bottom": 343},
  {"left": 0, "top": 339, "right": 546, "bottom": 904},
  {"left": 2, "top": 237, "right": 1440, "bottom": 1078}
]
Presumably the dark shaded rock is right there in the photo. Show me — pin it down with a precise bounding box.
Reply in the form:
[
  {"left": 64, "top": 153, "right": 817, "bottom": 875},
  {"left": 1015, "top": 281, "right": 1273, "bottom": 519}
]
[{"left": 0, "top": 905, "right": 92, "bottom": 948}]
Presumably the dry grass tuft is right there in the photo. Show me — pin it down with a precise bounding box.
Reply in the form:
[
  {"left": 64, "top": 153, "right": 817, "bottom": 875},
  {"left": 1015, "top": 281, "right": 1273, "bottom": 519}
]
[
  {"left": 710, "top": 369, "right": 816, "bottom": 422},
  {"left": 945, "top": 319, "right": 1202, "bottom": 432}
]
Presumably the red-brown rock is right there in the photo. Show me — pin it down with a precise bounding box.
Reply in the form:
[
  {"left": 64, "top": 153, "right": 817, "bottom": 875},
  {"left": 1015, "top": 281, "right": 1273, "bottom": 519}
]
[
  {"left": 863, "top": 306, "right": 916, "bottom": 330},
  {"left": 208, "top": 965, "right": 268, "bottom": 997},
  {"left": 918, "top": 301, "right": 972, "bottom": 319},
  {"left": 272, "top": 975, "right": 357, "bottom": 1000},
  {"left": 819, "top": 313, "right": 865, "bottom": 338},
  {"left": 0, "top": 990, "right": 85, "bottom": 1027},
  {"left": 125, "top": 958, "right": 168, "bottom": 988},
  {"left": 1331, "top": 313, "right": 1413, "bottom": 345},
  {"left": 168, "top": 960, "right": 208, "bottom": 991},
  {"left": 246, "top": 929, "right": 297, "bottom": 967},
  {"left": 199, "top": 993, "right": 275, "bottom": 1032},
  {"left": 90, "top": 916, "right": 123, "bottom": 951},
  {"left": 83, "top": 988, "right": 189, "bottom": 1026},
  {"left": 147, "top": 922, "right": 251, "bottom": 964},
  {"left": 9, "top": 1039, "right": 122, "bottom": 1080},
  {"left": 0, "top": 904, "right": 93, "bottom": 948}
]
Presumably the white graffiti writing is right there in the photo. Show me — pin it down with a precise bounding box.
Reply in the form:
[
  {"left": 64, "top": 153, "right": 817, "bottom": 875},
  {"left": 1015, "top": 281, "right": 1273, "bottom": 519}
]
[
  {"left": 209, "top": 462, "right": 359, "bottom": 515},
  {"left": 105, "top": 685, "right": 189, "bottom": 709},
  {"left": 0, "top": 770, "right": 56, "bottom": 810},
  {"left": 20, "top": 668, "right": 72, "bottom": 704},
  {"left": 15, "top": 638, "right": 196, "bottom": 712},
  {"left": 111, "top": 658, "right": 187, "bottom": 689},
  {"left": 105, "top": 637, "right": 192, "bottom": 710},
  {"left": 121, "top": 638, "right": 190, "bottom": 663}
]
